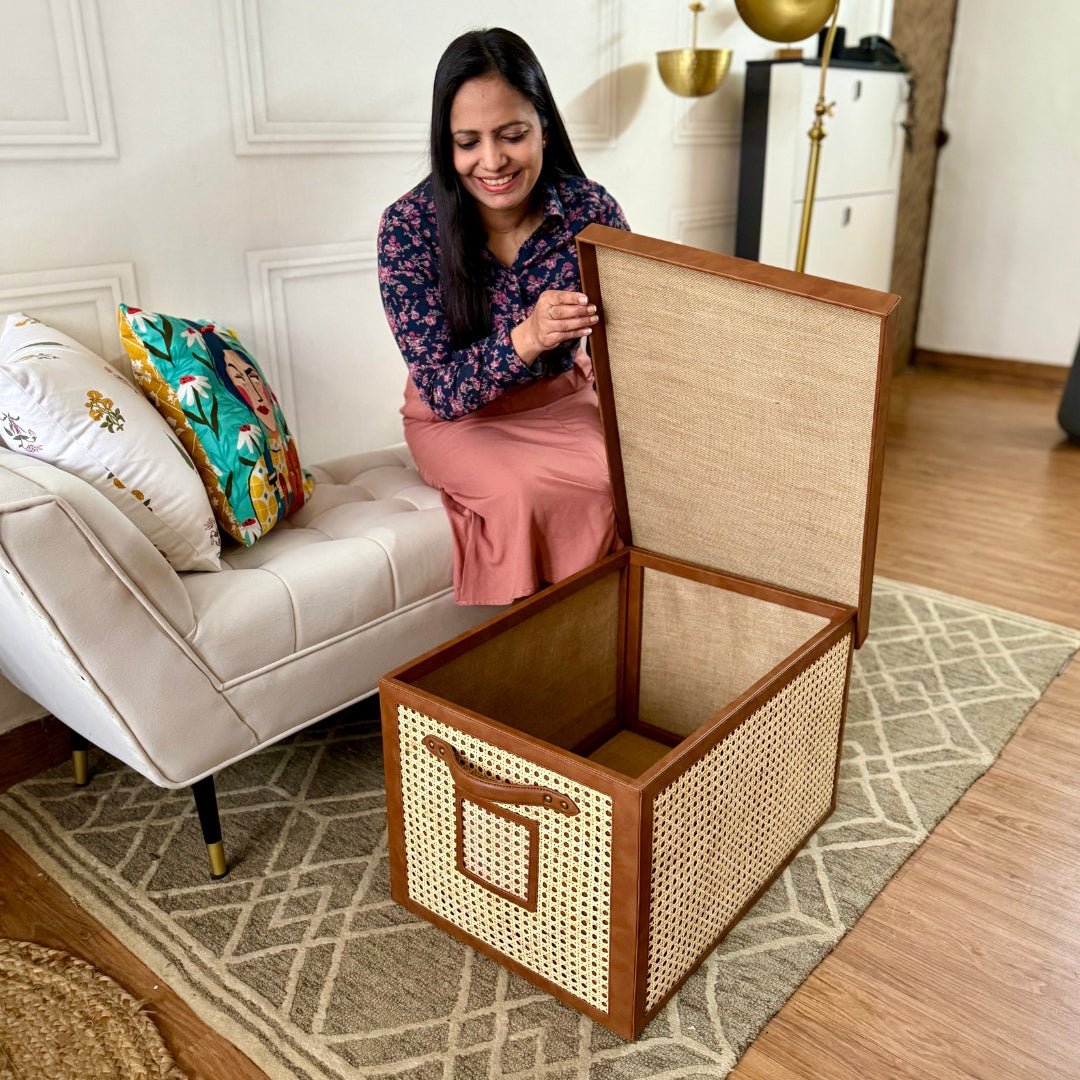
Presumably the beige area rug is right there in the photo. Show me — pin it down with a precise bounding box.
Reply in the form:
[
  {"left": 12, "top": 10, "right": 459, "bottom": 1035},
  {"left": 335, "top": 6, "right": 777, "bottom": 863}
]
[{"left": 1, "top": 577, "right": 1078, "bottom": 1080}]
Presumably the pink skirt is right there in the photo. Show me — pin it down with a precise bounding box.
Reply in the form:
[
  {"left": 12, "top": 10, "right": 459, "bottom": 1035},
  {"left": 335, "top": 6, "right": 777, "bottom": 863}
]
[{"left": 401, "top": 351, "right": 618, "bottom": 605}]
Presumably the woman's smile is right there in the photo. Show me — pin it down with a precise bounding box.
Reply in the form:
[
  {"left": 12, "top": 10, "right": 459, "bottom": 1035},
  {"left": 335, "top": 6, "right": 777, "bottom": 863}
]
[{"left": 478, "top": 173, "right": 517, "bottom": 189}]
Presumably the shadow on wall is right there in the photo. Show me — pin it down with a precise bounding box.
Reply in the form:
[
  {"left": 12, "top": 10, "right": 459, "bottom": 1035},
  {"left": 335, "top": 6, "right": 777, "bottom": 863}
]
[
  {"left": 566, "top": 61, "right": 651, "bottom": 140},
  {"left": 564, "top": 54, "right": 742, "bottom": 254}
]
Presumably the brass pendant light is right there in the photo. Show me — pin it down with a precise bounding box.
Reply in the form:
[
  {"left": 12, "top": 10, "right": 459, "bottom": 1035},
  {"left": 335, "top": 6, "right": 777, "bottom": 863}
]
[
  {"left": 734, "top": 0, "right": 839, "bottom": 44},
  {"left": 656, "top": 3, "right": 733, "bottom": 98},
  {"left": 656, "top": 0, "right": 845, "bottom": 273}
]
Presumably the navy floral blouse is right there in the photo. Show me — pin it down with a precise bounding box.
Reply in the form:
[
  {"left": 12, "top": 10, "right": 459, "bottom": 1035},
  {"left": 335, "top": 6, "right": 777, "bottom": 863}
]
[{"left": 377, "top": 175, "right": 629, "bottom": 420}]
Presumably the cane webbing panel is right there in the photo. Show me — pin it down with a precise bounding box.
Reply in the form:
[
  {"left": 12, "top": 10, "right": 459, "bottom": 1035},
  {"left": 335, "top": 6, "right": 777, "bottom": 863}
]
[
  {"left": 459, "top": 796, "right": 534, "bottom": 905},
  {"left": 594, "top": 245, "right": 882, "bottom": 611},
  {"left": 397, "top": 707, "right": 614, "bottom": 1011},
  {"left": 638, "top": 569, "right": 831, "bottom": 736},
  {"left": 645, "top": 633, "right": 851, "bottom": 1010},
  {"left": 413, "top": 574, "right": 619, "bottom": 750}
]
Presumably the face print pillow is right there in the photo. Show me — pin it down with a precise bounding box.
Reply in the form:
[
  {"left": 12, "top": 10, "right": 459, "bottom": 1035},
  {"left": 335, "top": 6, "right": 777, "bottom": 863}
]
[{"left": 118, "top": 304, "right": 314, "bottom": 545}]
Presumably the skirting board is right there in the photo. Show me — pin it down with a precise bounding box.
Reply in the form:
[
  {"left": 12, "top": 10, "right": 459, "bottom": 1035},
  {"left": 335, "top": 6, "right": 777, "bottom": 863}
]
[
  {"left": 0, "top": 716, "right": 70, "bottom": 794},
  {"left": 913, "top": 349, "right": 1069, "bottom": 389}
]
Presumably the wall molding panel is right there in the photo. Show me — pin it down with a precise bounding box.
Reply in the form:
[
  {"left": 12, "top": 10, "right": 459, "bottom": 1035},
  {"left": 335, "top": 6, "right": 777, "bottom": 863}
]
[
  {"left": 0, "top": 264, "right": 138, "bottom": 365},
  {"left": 221, "top": 0, "right": 424, "bottom": 155},
  {"left": 668, "top": 2, "right": 740, "bottom": 148},
  {"left": 246, "top": 241, "right": 378, "bottom": 444},
  {"left": 0, "top": 0, "right": 117, "bottom": 160},
  {"left": 221, "top": 0, "right": 620, "bottom": 155},
  {"left": 669, "top": 203, "right": 738, "bottom": 253},
  {"left": 673, "top": 102, "right": 741, "bottom": 148},
  {"left": 561, "top": 0, "right": 620, "bottom": 149}
]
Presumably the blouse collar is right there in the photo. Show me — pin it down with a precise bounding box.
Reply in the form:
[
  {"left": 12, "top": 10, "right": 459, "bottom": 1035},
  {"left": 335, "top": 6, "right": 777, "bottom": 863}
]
[{"left": 541, "top": 181, "right": 565, "bottom": 224}]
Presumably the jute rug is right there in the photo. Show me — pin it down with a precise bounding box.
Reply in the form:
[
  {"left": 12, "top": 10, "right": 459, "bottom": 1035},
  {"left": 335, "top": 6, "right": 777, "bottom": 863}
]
[
  {"left": 0, "top": 937, "right": 186, "bottom": 1079},
  {"left": 1, "top": 578, "right": 1077, "bottom": 1080}
]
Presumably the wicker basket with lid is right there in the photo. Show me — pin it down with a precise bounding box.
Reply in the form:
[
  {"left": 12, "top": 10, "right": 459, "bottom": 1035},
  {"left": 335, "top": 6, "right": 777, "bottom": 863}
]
[{"left": 379, "top": 225, "right": 899, "bottom": 1039}]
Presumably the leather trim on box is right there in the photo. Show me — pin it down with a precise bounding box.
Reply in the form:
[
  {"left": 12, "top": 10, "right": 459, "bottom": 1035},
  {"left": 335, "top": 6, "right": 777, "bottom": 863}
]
[
  {"left": 856, "top": 303, "right": 899, "bottom": 645},
  {"left": 577, "top": 224, "right": 901, "bottom": 316},
  {"left": 425, "top": 735, "right": 579, "bottom": 815}
]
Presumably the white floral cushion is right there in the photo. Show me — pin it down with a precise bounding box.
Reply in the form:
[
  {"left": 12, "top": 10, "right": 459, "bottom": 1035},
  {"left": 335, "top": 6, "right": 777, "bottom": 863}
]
[{"left": 0, "top": 313, "right": 221, "bottom": 571}]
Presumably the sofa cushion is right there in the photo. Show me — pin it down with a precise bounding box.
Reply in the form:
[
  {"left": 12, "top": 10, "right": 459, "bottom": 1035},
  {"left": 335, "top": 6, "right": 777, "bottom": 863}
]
[
  {"left": 117, "top": 304, "right": 314, "bottom": 547},
  {"left": 0, "top": 313, "right": 221, "bottom": 572},
  {"left": 180, "top": 446, "right": 461, "bottom": 683}
]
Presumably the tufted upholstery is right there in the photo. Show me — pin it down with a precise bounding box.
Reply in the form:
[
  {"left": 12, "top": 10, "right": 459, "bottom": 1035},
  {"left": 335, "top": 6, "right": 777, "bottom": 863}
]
[
  {"left": 190, "top": 447, "right": 461, "bottom": 681},
  {"left": 0, "top": 444, "right": 500, "bottom": 786}
]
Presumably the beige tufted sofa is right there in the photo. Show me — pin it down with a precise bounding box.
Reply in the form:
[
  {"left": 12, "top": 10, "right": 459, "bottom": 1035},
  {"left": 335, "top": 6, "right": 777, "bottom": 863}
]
[{"left": 0, "top": 443, "right": 499, "bottom": 875}]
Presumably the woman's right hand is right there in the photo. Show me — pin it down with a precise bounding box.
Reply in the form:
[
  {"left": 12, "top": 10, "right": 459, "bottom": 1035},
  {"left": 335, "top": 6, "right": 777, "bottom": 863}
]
[{"left": 511, "top": 290, "right": 599, "bottom": 366}]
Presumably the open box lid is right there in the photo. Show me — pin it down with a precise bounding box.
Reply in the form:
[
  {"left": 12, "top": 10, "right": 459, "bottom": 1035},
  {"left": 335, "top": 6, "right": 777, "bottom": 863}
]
[{"left": 577, "top": 225, "right": 899, "bottom": 647}]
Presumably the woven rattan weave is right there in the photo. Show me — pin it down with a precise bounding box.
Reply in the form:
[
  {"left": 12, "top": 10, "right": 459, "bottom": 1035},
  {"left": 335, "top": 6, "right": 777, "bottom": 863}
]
[
  {"left": 458, "top": 794, "right": 537, "bottom": 907},
  {"left": 645, "top": 633, "right": 851, "bottom": 1009},
  {"left": 397, "top": 707, "right": 614, "bottom": 1012},
  {"left": 0, "top": 937, "right": 186, "bottom": 1080}
]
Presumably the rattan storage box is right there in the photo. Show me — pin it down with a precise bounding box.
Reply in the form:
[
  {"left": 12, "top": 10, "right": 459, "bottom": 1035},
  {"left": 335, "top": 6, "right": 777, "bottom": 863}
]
[{"left": 379, "top": 226, "right": 898, "bottom": 1039}]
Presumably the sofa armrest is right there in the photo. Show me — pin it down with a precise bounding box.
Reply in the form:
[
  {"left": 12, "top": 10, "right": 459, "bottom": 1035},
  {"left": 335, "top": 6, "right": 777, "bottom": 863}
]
[
  {"left": 0, "top": 450, "right": 259, "bottom": 785},
  {"left": 0, "top": 450, "right": 199, "bottom": 632}
]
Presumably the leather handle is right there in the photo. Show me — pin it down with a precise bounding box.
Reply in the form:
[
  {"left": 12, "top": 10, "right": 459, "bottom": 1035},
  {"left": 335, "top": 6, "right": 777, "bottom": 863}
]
[{"left": 422, "top": 735, "right": 579, "bottom": 817}]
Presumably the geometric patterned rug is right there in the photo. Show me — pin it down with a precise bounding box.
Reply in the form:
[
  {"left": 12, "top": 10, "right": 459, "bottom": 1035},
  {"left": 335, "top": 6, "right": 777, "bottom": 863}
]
[{"left": 2, "top": 578, "right": 1078, "bottom": 1080}]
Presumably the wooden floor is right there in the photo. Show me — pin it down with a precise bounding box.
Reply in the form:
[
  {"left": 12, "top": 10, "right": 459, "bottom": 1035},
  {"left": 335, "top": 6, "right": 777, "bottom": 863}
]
[
  {"left": 732, "top": 369, "right": 1080, "bottom": 1079},
  {"left": 2, "top": 367, "right": 1078, "bottom": 1079}
]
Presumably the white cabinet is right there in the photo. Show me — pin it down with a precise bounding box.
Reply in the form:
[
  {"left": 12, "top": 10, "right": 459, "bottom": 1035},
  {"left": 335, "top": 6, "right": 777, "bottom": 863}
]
[{"left": 736, "top": 60, "right": 909, "bottom": 292}]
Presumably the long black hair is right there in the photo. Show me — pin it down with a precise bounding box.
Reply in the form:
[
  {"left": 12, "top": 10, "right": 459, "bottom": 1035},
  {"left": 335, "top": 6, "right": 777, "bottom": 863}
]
[{"left": 430, "top": 28, "right": 584, "bottom": 348}]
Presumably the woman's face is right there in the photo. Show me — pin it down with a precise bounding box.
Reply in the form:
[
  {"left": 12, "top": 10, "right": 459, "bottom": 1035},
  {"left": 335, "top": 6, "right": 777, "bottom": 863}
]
[
  {"left": 449, "top": 74, "right": 545, "bottom": 221},
  {"left": 224, "top": 350, "right": 279, "bottom": 435}
]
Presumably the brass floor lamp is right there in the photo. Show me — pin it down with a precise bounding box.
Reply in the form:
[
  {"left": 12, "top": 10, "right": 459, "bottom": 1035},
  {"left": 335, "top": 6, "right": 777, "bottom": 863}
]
[
  {"left": 735, "top": 0, "right": 842, "bottom": 273},
  {"left": 657, "top": 1, "right": 842, "bottom": 274}
]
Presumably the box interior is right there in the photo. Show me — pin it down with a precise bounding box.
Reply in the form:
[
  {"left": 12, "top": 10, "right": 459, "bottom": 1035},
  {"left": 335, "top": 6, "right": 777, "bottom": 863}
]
[{"left": 409, "top": 559, "right": 834, "bottom": 778}]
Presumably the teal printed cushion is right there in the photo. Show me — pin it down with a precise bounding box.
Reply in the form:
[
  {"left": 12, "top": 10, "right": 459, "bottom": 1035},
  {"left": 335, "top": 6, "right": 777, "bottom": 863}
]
[{"left": 118, "top": 304, "right": 314, "bottom": 545}]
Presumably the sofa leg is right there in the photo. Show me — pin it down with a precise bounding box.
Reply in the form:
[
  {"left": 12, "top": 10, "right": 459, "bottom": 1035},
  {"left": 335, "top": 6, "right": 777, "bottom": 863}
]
[
  {"left": 191, "top": 775, "right": 229, "bottom": 879},
  {"left": 70, "top": 730, "right": 90, "bottom": 787}
]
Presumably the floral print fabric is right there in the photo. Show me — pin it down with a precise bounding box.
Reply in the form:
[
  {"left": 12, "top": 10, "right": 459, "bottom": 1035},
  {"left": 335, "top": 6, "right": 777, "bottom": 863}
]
[
  {"left": 0, "top": 312, "right": 221, "bottom": 572},
  {"left": 118, "top": 305, "right": 314, "bottom": 546},
  {"left": 377, "top": 176, "right": 629, "bottom": 419}
]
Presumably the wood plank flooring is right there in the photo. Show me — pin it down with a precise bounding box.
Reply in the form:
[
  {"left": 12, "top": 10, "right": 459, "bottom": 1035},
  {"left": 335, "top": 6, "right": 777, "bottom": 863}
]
[
  {"left": 732, "top": 369, "right": 1080, "bottom": 1079},
  {"left": 0, "top": 832, "right": 267, "bottom": 1080},
  {"left": 874, "top": 369, "right": 1080, "bottom": 627},
  {"left": 2, "top": 367, "right": 1078, "bottom": 1079}
]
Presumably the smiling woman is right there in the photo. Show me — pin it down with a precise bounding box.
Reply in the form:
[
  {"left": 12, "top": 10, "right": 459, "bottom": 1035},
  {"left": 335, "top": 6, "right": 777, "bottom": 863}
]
[
  {"left": 449, "top": 76, "right": 546, "bottom": 242},
  {"left": 377, "top": 28, "right": 630, "bottom": 607}
]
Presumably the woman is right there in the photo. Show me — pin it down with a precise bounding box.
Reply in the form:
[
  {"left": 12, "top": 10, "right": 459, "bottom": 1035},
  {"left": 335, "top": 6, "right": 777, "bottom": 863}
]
[{"left": 377, "top": 28, "right": 629, "bottom": 606}]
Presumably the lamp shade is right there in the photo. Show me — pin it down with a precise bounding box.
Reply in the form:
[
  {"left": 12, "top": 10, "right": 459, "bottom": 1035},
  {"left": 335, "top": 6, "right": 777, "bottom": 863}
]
[
  {"left": 656, "top": 47, "right": 733, "bottom": 97},
  {"left": 734, "top": 0, "right": 837, "bottom": 43}
]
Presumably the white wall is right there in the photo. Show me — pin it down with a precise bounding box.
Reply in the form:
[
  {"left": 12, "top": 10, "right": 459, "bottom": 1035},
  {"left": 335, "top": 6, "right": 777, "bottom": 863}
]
[
  {"left": 0, "top": 0, "right": 894, "bottom": 466},
  {"left": 918, "top": 0, "right": 1080, "bottom": 366}
]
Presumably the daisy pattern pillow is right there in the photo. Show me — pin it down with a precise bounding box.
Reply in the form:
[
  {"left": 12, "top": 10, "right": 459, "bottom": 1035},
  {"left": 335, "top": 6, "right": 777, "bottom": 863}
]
[
  {"left": 0, "top": 313, "right": 221, "bottom": 571},
  {"left": 117, "top": 304, "right": 314, "bottom": 546}
]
